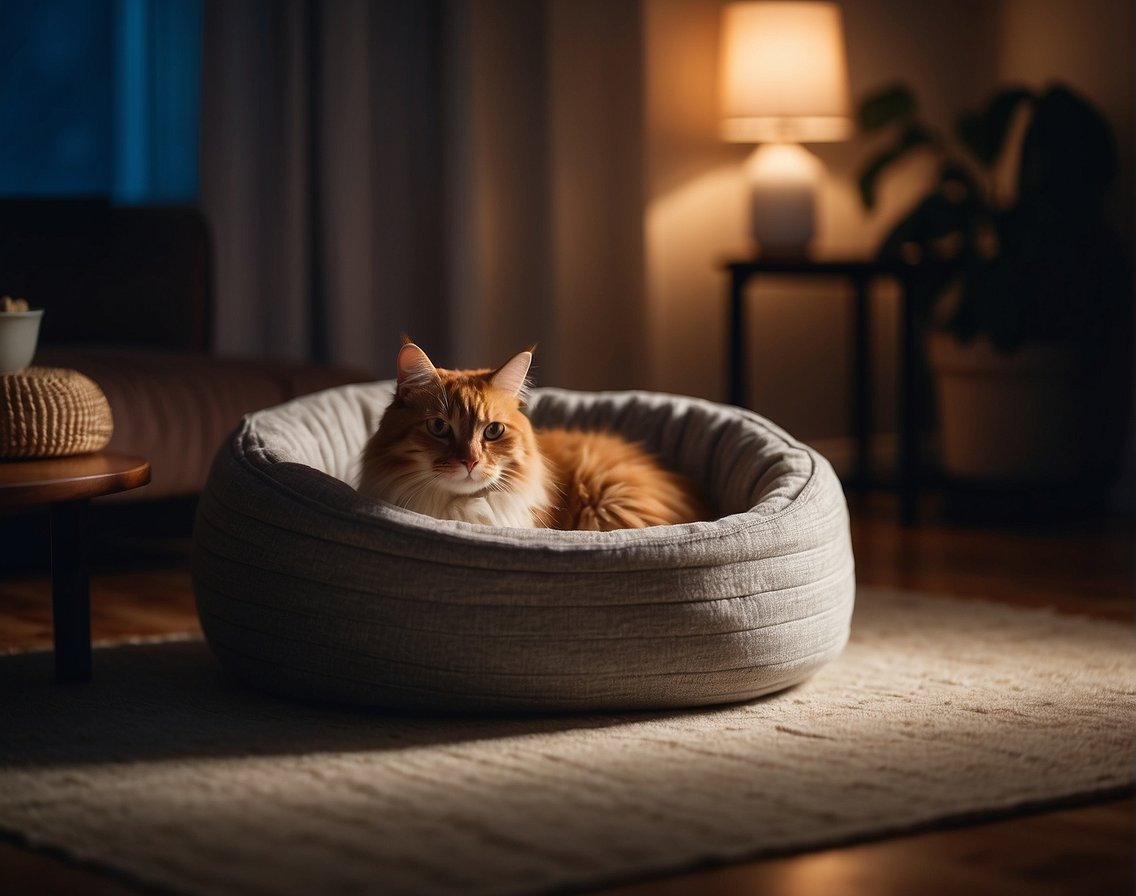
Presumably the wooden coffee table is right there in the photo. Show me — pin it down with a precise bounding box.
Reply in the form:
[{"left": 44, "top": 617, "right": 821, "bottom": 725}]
[{"left": 0, "top": 452, "right": 150, "bottom": 682}]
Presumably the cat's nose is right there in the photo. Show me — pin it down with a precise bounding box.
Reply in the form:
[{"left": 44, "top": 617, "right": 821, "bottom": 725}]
[{"left": 464, "top": 458, "right": 479, "bottom": 473}]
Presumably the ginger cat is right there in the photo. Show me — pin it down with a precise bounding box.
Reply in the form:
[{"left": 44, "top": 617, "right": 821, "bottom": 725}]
[{"left": 357, "top": 342, "right": 709, "bottom": 530}]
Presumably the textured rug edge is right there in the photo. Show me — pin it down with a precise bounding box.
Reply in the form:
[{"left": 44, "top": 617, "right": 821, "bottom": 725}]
[
  {"left": 566, "top": 787, "right": 1135, "bottom": 896},
  {"left": 0, "top": 826, "right": 187, "bottom": 896},
  {"left": 3, "top": 787, "right": 1132, "bottom": 896}
]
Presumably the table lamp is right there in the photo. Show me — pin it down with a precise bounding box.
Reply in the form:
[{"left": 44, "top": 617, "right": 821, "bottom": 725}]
[{"left": 719, "top": 1, "right": 852, "bottom": 256}]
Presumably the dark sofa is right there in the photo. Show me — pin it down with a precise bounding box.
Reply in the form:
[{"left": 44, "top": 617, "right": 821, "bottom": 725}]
[{"left": 1, "top": 199, "right": 370, "bottom": 501}]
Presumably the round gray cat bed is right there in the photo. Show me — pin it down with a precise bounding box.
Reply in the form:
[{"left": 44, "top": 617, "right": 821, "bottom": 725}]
[{"left": 192, "top": 383, "right": 855, "bottom": 713}]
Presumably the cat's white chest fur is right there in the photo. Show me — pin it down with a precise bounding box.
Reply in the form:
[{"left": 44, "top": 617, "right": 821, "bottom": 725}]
[
  {"left": 448, "top": 496, "right": 495, "bottom": 526},
  {"left": 363, "top": 469, "right": 547, "bottom": 528},
  {"left": 443, "top": 489, "right": 542, "bottom": 528}
]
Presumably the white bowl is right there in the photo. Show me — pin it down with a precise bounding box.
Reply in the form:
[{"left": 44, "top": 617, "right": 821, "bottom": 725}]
[{"left": 0, "top": 309, "right": 44, "bottom": 375}]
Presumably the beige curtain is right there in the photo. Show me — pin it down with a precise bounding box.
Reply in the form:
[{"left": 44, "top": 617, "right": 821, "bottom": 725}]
[
  {"left": 199, "top": 0, "right": 647, "bottom": 388},
  {"left": 201, "top": 0, "right": 447, "bottom": 371}
]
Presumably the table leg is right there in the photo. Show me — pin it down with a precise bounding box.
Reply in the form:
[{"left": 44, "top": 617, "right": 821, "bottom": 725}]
[
  {"left": 728, "top": 271, "right": 747, "bottom": 407},
  {"left": 899, "top": 277, "right": 921, "bottom": 525},
  {"left": 852, "top": 275, "right": 872, "bottom": 488},
  {"left": 50, "top": 499, "right": 92, "bottom": 682}
]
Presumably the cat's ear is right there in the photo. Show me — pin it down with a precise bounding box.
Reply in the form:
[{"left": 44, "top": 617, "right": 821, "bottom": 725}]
[
  {"left": 396, "top": 343, "right": 438, "bottom": 397},
  {"left": 490, "top": 349, "right": 533, "bottom": 400}
]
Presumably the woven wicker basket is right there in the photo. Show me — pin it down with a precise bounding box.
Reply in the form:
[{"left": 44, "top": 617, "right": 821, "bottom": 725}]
[{"left": 1, "top": 367, "right": 114, "bottom": 458}]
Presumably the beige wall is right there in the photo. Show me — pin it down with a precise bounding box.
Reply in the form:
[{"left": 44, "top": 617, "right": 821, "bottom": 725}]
[
  {"left": 548, "top": 0, "right": 648, "bottom": 390},
  {"left": 444, "top": 0, "right": 553, "bottom": 372},
  {"left": 444, "top": 0, "right": 647, "bottom": 389}
]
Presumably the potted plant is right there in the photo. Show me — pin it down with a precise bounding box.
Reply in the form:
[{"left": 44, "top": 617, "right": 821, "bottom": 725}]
[{"left": 856, "top": 82, "right": 1129, "bottom": 486}]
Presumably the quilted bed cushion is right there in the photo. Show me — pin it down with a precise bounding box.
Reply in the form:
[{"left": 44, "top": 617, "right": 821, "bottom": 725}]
[{"left": 192, "top": 383, "right": 855, "bottom": 712}]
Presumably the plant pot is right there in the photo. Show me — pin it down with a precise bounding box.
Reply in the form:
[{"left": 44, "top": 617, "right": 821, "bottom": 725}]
[{"left": 927, "top": 333, "right": 1087, "bottom": 483}]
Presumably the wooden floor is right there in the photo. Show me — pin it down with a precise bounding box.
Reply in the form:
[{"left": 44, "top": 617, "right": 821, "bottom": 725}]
[{"left": 0, "top": 493, "right": 1132, "bottom": 895}]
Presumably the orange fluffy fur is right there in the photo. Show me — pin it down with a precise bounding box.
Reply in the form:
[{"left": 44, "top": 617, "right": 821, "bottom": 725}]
[{"left": 358, "top": 343, "right": 709, "bottom": 530}]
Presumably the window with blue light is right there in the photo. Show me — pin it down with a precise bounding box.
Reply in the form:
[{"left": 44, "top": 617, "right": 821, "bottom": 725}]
[{"left": 0, "top": 0, "right": 202, "bottom": 202}]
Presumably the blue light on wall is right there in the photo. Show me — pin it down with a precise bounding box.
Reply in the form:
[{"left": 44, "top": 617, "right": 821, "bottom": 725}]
[{"left": 0, "top": 0, "right": 201, "bottom": 202}]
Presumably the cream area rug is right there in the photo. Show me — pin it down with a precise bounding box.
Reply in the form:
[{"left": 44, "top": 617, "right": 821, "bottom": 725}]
[{"left": 1, "top": 586, "right": 1133, "bottom": 896}]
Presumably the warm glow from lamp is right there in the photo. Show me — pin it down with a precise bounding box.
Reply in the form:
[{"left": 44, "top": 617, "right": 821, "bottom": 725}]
[{"left": 719, "top": 1, "right": 852, "bottom": 254}]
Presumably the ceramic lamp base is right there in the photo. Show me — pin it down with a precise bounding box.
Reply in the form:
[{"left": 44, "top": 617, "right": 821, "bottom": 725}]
[{"left": 747, "top": 143, "right": 820, "bottom": 257}]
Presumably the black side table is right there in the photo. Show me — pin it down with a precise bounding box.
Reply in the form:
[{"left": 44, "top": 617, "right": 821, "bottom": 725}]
[{"left": 723, "top": 257, "right": 931, "bottom": 524}]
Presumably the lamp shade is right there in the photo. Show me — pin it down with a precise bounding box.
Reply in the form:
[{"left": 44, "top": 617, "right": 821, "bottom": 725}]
[{"left": 719, "top": 1, "right": 852, "bottom": 143}]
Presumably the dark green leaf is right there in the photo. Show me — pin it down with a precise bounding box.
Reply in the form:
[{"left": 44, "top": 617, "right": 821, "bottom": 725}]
[
  {"left": 856, "top": 83, "right": 917, "bottom": 132},
  {"left": 955, "top": 88, "right": 1034, "bottom": 166},
  {"left": 1018, "top": 85, "right": 1117, "bottom": 211},
  {"left": 938, "top": 161, "right": 987, "bottom": 211},
  {"left": 877, "top": 192, "right": 968, "bottom": 260}
]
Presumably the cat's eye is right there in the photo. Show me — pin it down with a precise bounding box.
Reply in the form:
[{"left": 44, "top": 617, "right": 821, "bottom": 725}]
[
  {"left": 425, "top": 418, "right": 452, "bottom": 439},
  {"left": 483, "top": 422, "right": 505, "bottom": 441}
]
